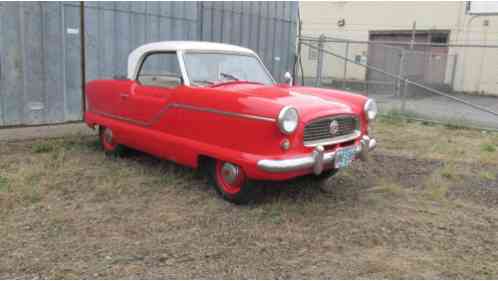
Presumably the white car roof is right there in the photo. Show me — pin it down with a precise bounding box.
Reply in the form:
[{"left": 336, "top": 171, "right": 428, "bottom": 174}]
[{"left": 127, "top": 41, "right": 256, "bottom": 79}]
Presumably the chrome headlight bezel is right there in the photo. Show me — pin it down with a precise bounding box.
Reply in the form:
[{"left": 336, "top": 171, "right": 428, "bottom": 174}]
[
  {"left": 277, "top": 106, "right": 299, "bottom": 135},
  {"left": 364, "top": 98, "right": 378, "bottom": 121}
]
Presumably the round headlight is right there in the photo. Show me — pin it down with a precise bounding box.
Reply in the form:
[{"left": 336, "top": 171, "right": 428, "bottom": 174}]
[
  {"left": 278, "top": 106, "right": 299, "bottom": 134},
  {"left": 364, "top": 99, "right": 378, "bottom": 121}
]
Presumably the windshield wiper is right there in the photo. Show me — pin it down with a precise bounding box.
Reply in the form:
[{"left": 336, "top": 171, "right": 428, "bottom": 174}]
[
  {"left": 220, "top": 72, "right": 240, "bottom": 81},
  {"left": 192, "top": 79, "right": 215, "bottom": 86}
]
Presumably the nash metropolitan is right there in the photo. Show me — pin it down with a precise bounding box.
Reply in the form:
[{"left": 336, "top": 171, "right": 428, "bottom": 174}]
[{"left": 84, "top": 41, "right": 378, "bottom": 204}]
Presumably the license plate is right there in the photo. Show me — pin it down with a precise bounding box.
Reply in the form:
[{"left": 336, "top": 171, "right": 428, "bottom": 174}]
[{"left": 335, "top": 146, "right": 356, "bottom": 169}]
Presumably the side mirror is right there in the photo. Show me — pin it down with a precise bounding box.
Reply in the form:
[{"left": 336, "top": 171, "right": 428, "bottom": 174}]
[{"left": 284, "top": 71, "right": 293, "bottom": 86}]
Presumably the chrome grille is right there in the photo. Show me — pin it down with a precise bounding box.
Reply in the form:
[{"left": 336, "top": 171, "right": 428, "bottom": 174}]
[{"left": 303, "top": 115, "right": 359, "bottom": 146}]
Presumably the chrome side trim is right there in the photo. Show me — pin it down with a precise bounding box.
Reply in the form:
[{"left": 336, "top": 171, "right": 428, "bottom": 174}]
[
  {"left": 90, "top": 103, "right": 275, "bottom": 127},
  {"left": 169, "top": 103, "right": 276, "bottom": 122},
  {"left": 303, "top": 130, "right": 362, "bottom": 147},
  {"left": 90, "top": 109, "right": 150, "bottom": 127}
]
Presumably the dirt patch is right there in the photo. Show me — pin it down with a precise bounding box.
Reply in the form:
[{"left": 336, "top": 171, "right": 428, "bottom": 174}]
[
  {"left": 1, "top": 120, "right": 498, "bottom": 279},
  {"left": 358, "top": 154, "right": 444, "bottom": 188}
]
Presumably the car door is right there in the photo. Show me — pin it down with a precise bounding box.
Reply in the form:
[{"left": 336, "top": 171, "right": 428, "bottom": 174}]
[{"left": 120, "top": 51, "right": 183, "bottom": 128}]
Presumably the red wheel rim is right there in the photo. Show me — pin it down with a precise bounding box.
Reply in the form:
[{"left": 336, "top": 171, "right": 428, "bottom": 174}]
[
  {"left": 215, "top": 161, "right": 245, "bottom": 195},
  {"left": 100, "top": 127, "right": 117, "bottom": 151}
]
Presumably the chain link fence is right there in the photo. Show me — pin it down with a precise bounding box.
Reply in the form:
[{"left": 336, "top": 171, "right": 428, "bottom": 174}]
[{"left": 298, "top": 35, "right": 498, "bottom": 131}]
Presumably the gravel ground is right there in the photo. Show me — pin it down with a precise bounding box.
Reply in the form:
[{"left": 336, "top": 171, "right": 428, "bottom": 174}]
[{"left": 1, "top": 119, "right": 497, "bottom": 279}]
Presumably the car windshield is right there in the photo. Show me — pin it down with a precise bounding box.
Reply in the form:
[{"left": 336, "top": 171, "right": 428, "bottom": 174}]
[{"left": 183, "top": 52, "right": 274, "bottom": 86}]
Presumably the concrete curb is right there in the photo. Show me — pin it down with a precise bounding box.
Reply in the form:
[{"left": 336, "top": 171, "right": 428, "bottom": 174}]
[{"left": 0, "top": 123, "right": 96, "bottom": 142}]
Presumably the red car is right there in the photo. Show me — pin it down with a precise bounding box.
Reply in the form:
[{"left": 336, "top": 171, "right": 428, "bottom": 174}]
[{"left": 84, "top": 41, "right": 378, "bottom": 204}]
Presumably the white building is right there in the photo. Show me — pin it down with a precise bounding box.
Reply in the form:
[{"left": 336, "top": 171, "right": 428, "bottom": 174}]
[{"left": 300, "top": 1, "right": 498, "bottom": 96}]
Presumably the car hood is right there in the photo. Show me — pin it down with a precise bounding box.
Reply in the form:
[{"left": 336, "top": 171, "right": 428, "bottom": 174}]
[{"left": 214, "top": 83, "right": 363, "bottom": 122}]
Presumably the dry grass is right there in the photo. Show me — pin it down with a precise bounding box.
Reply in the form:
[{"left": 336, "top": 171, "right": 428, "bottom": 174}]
[
  {"left": 1, "top": 119, "right": 498, "bottom": 278},
  {"left": 374, "top": 118, "right": 498, "bottom": 164}
]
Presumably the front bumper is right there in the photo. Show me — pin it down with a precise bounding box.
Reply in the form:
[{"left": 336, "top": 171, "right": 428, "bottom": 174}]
[{"left": 257, "top": 135, "right": 377, "bottom": 175}]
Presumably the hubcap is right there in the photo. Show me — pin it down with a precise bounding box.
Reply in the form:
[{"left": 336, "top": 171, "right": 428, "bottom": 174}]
[
  {"left": 221, "top": 162, "right": 240, "bottom": 185},
  {"left": 103, "top": 128, "right": 113, "bottom": 144}
]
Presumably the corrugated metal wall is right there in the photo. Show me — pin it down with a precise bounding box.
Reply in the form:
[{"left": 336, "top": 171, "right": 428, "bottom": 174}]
[
  {"left": 0, "top": 1, "right": 298, "bottom": 127},
  {"left": 84, "top": 2, "right": 199, "bottom": 81},
  {"left": 0, "top": 2, "right": 82, "bottom": 126},
  {"left": 200, "top": 2, "right": 298, "bottom": 82}
]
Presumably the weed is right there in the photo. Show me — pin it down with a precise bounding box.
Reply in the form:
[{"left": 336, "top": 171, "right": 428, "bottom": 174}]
[
  {"left": 17, "top": 185, "right": 42, "bottom": 204},
  {"left": 158, "top": 170, "right": 178, "bottom": 185},
  {"left": 443, "top": 118, "right": 471, "bottom": 130},
  {"left": 49, "top": 148, "right": 67, "bottom": 169},
  {"left": 0, "top": 176, "right": 8, "bottom": 192},
  {"left": 379, "top": 110, "right": 406, "bottom": 125},
  {"left": 423, "top": 162, "right": 462, "bottom": 201},
  {"left": 479, "top": 171, "right": 496, "bottom": 181},
  {"left": 32, "top": 141, "right": 55, "bottom": 153},
  {"left": 424, "top": 171, "right": 450, "bottom": 202},
  {"left": 420, "top": 120, "right": 438, "bottom": 127},
  {"left": 370, "top": 181, "right": 404, "bottom": 195},
  {"left": 87, "top": 139, "right": 102, "bottom": 151},
  {"left": 264, "top": 206, "right": 284, "bottom": 225},
  {"left": 61, "top": 138, "right": 80, "bottom": 150},
  {"left": 47, "top": 212, "right": 70, "bottom": 238},
  {"left": 94, "top": 180, "right": 118, "bottom": 202},
  {"left": 444, "top": 122, "right": 466, "bottom": 130},
  {"left": 379, "top": 109, "right": 423, "bottom": 126},
  {"left": 480, "top": 143, "right": 496, "bottom": 153},
  {"left": 5, "top": 163, "right": 47, "bottom": 205},
  {"left": 440, "top": 162, "right": 458, "bottom": 180}
]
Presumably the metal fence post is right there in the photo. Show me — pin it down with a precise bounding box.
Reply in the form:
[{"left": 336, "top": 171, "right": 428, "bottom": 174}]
[
  {"left": 402, "top": 79, "right": 408, "bottom": 112},
  {"left": 399, "top": 50, "right": 407, "bottom": 112},
  {"left": 342, "top": 41, "right": 349, "bottom": 89},
  {"left": 427, "top": 50, "right": 432, "bottom": 82},
  {"left": 315, "top": 34, "right": 325, "bottom": 87},
  {"left": 397, "top": 50, "right": 405, "bottom": 98},
  {"left": 450, "top": 54, "right": 458, "bottom": 91}
]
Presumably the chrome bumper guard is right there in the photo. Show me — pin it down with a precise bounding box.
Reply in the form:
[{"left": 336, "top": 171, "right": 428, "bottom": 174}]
[{"left": 257, "top": 135, "right": 377, "bottom": 175}]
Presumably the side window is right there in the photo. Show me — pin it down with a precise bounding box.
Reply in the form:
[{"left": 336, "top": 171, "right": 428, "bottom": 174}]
[{"left": 138, "top": 52, "right": 182, "bottom": 88}]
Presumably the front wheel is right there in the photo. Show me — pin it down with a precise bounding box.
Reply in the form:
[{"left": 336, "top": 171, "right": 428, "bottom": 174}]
[{"left": 207, "top": 160, "right": 259, "bottom": 204}]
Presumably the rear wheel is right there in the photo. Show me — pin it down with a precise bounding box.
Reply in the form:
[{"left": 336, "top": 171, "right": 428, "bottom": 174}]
[
  {"left": 207, "top": 159, "right": 259, "bottom": 204},
  {"left": 99, "top": 126, "right": 125, "bottom": 155}
]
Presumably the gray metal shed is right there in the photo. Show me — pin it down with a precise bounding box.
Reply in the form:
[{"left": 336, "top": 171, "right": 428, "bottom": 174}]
[{"left": 0, "top": 1, "right": 298, "bottom": 127}]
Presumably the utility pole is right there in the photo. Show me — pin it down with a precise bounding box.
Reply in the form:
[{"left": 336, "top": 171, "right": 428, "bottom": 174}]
[
  {"left": 342, "top": 42, "right": 349, "bottom": 89},
  {"left": 402, "top": 21, "right": 416, "bottom": 112},
  {"left": 410, "top": 21, "right": 416, "bottom": 50},
  {"left": 315, "top": 34, "right": 325, "bottom": 87}
]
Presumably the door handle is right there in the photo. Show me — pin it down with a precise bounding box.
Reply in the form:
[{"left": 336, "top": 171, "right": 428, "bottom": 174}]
[{"left": 119, "top": 93, "right": 129, "bottom": 99}]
